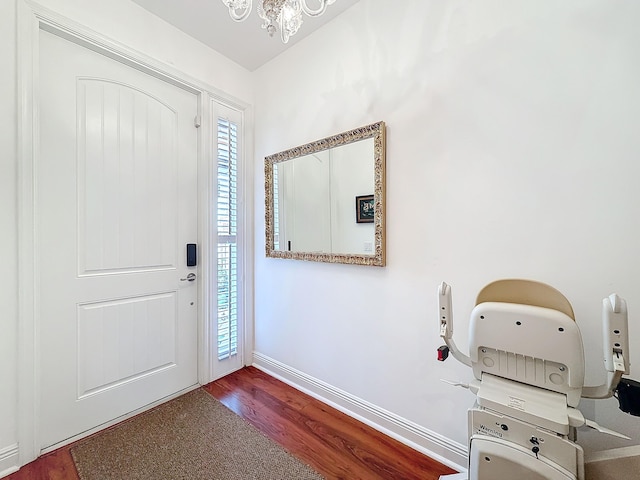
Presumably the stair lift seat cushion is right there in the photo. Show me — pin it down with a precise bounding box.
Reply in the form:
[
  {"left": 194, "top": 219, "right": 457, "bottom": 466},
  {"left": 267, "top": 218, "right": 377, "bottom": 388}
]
[{"left": 475, "top": 373, "right": 576, "bottom": 435}]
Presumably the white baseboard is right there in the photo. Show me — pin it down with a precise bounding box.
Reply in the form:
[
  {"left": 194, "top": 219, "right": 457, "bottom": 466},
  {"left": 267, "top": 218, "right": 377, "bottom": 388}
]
[
  {"left": 252, "top": 352, "right": 467, "bottom": 473},
  {"left": 0, "top": 444, "right": 19, "bottom": 479}
]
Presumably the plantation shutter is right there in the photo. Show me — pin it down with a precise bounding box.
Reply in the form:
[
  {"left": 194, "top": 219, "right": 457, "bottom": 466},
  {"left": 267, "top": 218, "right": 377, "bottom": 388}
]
[{"left": 216, "top": 117, "right": 238, "bottom": 361}]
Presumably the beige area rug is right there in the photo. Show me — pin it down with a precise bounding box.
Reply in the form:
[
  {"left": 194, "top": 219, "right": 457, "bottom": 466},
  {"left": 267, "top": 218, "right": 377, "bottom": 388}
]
[{"left": 70, "top": 389, "right": 324, "bottom": 480}]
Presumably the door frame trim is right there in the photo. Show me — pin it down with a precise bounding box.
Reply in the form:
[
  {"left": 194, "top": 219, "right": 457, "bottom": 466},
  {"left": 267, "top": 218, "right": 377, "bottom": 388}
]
[{"left": 17, "top": 0, "right": 252, "bottom": 466}]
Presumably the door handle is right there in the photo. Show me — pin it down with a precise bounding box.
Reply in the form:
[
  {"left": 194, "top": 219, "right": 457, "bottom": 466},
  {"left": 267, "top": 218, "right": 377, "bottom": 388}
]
[{"left": 180, "top": 273, "right": 196, "bottom": 282}]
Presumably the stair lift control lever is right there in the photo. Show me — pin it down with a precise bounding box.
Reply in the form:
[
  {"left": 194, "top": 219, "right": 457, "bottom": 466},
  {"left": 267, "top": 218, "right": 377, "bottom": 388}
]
[{"left": 438, "top": 282, "right": 472, "bottom": 367}]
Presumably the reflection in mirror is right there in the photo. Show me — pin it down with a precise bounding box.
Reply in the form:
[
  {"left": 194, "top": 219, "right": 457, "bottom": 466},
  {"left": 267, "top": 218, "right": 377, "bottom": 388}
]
[{"left": 265, "top": 121, "right": 385, "bottom": 266}]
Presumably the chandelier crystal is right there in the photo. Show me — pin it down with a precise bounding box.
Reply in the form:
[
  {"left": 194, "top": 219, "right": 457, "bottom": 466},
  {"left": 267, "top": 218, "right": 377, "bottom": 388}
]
[{"left": 222, "top": 0, "right": 336, "bottom": 43}]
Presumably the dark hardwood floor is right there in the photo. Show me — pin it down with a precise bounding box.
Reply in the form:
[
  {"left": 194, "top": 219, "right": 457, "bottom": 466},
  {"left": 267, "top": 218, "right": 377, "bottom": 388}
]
[{"left": 8, "top": 366, "right": 456, "bottom": 479}]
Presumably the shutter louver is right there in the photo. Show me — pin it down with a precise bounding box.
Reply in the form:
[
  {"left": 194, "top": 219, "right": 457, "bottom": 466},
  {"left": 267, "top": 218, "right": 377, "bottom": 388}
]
[{"left": 216, "top": 118, "right": 238, "bottom": 361}]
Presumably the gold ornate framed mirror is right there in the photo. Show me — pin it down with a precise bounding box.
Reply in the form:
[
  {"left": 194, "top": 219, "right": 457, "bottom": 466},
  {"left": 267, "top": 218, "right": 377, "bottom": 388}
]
[{"left": 265, "top": 121, "right": 386, "bottom": 266}]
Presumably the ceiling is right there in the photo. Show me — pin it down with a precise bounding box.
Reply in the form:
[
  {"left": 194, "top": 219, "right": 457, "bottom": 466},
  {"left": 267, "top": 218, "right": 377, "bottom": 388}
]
[{"left": 131, "top": 0, "right": 361, "bottom": 71}]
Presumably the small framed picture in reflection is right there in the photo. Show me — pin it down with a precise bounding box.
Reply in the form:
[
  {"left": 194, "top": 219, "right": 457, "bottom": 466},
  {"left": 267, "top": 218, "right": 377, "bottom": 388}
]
[{"left": 355, "top": 195, "right": 375, "bottom": 223}]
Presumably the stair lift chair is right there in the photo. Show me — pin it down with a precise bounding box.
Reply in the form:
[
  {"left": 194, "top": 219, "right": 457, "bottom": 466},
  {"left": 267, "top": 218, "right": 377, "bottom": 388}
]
[{"left": 437, "top": 279, "right": 632, "bottom": 480}]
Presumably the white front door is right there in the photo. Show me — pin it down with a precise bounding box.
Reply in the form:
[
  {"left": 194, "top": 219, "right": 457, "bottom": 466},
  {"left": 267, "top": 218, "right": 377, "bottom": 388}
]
[{"left": 37, "top": 30, "right": 199, "bottom": 450}]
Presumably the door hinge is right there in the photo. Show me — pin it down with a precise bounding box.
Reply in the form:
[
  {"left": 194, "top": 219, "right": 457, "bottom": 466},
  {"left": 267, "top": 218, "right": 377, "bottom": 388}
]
[{"left": 194, "top": 115, "right": 201, "bottom": 128}]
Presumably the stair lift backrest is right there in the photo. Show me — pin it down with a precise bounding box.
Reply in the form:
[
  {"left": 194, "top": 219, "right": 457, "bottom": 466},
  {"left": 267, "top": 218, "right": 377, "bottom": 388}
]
[
  {"left": 475, "top": 279, "right": 576, "bottom": 321},
  {"left": 469, "top": 302, "right": 585, "bottom": 408}
]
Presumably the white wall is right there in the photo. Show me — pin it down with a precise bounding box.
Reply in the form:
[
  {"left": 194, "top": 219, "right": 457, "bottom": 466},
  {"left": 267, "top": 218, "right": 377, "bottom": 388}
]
[
  {"left": 0, "top": 0, "right": 252, "bottom": 475},
  {"left": 253, "top": 0, "right": 640, "bottom": 466}
]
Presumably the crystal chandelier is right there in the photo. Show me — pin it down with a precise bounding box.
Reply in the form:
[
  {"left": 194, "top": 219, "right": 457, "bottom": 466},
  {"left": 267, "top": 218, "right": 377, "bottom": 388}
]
[{"left": 222, "top": 0, "right": 336, "bottom": 43}]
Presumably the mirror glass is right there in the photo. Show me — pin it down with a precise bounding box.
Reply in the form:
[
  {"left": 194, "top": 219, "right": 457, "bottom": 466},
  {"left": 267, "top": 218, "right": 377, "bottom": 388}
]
[{"left": 265, "top": 121, "right": 385, "bottom": 266}]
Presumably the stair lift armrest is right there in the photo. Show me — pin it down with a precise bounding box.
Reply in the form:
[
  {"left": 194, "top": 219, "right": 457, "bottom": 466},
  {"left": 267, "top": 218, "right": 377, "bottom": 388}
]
[
  {"left": 439, "top": 282, "right": 472, "bottom": 367},
  {"left": 582, "top": 294, "right": 630, "bottom": 399}
]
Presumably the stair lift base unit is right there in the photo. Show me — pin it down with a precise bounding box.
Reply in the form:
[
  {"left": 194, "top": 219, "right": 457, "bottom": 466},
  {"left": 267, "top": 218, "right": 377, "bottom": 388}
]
[
  {"left": 469, "top": 436, "right": 577, "bottom": 480},
  {"left": 469, "top": 408, "right": 583, "bottom": 478}
]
